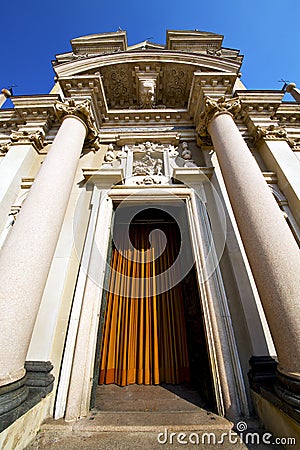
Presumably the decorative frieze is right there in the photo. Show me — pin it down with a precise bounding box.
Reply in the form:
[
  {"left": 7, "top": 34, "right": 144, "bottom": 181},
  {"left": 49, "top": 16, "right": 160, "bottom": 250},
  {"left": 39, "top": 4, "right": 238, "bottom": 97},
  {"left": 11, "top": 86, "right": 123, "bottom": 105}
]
[
  {"left": 198, "top": 96, "right": 241, "bottom": 136},
  {"left": 10, "top": 130, "right": 45, "bottom": 152},
  {"left": 54, "top": 98, "right": 100, "bottom": 148}
]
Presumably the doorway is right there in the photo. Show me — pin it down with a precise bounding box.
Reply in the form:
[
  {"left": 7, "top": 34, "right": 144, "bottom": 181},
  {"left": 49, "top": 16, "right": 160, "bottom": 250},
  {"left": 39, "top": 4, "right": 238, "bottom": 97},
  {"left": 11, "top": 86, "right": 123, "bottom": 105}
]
[{"left": 97, "top": 205, "right": 215, "bottom": 411}]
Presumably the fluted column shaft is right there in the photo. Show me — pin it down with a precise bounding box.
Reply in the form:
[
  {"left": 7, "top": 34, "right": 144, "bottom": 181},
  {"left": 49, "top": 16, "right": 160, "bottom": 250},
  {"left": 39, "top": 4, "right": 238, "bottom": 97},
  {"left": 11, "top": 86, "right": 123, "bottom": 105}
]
[
  {"left": 0, "top": 110, "right": 87, "bottom": 387},
  {"left": 205, "top": 107, "right": 300, "bottom": 381}
]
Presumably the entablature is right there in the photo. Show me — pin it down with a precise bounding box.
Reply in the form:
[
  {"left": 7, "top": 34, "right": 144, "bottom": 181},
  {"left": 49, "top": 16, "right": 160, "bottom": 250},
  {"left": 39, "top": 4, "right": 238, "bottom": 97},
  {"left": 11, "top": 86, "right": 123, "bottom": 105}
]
[
  {"left": 234, "top": 91, "right": 300, "bottom": 144},
  {"left": 188, "top": 72, "right": 238, "bottom": 120}
]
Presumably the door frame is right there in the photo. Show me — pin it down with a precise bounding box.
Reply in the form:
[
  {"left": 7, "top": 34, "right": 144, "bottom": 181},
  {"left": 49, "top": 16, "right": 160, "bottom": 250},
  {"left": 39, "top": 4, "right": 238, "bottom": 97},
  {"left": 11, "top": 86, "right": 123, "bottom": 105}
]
[{"left": 55, "top": 175, "right": 249, "bottom": 421}]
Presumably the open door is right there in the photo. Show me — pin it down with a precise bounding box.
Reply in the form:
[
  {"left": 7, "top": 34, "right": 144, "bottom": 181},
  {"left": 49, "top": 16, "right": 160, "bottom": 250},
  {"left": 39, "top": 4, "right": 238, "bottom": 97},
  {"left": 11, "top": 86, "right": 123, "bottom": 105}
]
[{"left": 99, "top": 208, "right": 190, "bottom": 385}]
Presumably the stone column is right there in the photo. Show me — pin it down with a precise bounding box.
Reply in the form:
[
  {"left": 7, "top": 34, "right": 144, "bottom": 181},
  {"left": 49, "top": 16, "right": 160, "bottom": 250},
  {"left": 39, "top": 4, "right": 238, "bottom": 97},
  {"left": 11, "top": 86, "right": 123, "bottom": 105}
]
[
  {"left": 199, "top": 96, "right": 300, "bottom": 408},
  {"left": 285, "top": 82, "right": 300, "bottom": 102},
  {"left": 0, "top": 88, "right": 12, "bottom": 108},
  {"left": 0, "top": 99, "right": 97, "bottom": 416}
]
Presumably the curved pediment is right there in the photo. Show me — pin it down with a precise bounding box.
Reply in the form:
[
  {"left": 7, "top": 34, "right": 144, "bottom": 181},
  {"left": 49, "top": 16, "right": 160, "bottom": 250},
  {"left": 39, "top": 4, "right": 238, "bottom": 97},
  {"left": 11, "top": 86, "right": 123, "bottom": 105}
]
[{"left": 53, "top": 30, "right": 243, "bottom": 113}]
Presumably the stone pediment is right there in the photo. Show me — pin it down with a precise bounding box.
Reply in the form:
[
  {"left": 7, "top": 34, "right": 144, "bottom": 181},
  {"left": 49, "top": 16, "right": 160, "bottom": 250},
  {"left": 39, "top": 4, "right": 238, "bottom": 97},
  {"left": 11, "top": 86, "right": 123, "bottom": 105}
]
[
  {"left": 53, "top": 30, "right": 243, "bottom": 72},
  {"left": 167, "top": 30, "right": 223, "bottom": 52},
  {"left": 70, "top": 31, "right": 127, "bottom": 55},
  {"left": 127, "top": 41, "right": 165, "bottom": 51},
  {"left": 52, "top": 30, "right": 243, "bottom": 114}
]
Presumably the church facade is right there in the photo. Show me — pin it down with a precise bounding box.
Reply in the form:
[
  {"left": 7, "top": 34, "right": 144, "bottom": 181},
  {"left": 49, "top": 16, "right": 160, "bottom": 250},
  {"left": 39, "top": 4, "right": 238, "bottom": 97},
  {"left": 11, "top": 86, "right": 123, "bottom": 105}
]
[{"left": 0, "top": 30, "right": 300, "bottom": 448}]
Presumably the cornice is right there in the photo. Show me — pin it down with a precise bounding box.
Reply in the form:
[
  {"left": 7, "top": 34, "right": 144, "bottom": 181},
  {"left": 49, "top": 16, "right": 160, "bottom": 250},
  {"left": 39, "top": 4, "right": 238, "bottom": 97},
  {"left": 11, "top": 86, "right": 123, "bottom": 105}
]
[
  {"left": 234, "top": 90, "right": 284, "bottom": 119},
  {"left": 188, "top": 72, "right": 238, "bottom": 119},
  {"left": 53, "top": 51, "right": 241, "bottom": 78},
  {"left": 9, "top": 95, "right": 61, "bottom": 126},
  {"left": 0, "top": 109, "right": 25, "bottom": 134},
  {"left": 11, "top": 94, "right": 61, "bottom": 109},
  {"left": 57, "top": 75, "right": 106, "bottom": 127},
  {"left": 271, "top": 102, "right": 300, "bottom": 125}
]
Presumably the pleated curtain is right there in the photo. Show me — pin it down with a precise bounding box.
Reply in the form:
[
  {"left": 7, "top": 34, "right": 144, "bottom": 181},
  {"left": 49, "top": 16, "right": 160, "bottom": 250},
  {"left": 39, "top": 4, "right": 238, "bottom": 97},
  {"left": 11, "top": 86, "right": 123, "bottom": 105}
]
[{"left": 99, "top": 222, "right": 190, "bottom": 386}]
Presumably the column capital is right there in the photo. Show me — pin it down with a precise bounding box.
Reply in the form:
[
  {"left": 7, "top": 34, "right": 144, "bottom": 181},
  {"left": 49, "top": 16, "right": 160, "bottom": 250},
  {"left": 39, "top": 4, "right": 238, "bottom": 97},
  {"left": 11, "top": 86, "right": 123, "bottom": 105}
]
[
  {"left": 254, "top": 124, "right": 290, "bottom": 144},
  {"left": 10, "top": 130, "right": 45, "bottom": 152},
  {"left": 0, "top": 142, "right": 10, "bottom": 155},
  {"left": 198, "top": 96, "right": 241, "bottom": 136},
  {"left": 54, "top": 99, "right": 100, "bottom": 149}
]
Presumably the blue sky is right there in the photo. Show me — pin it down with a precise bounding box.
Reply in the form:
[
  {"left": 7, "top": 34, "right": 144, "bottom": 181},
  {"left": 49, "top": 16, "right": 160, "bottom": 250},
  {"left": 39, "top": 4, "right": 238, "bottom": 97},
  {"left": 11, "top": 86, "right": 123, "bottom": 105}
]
[{"left": 1, "top": 0, "right": 300, "bottom": 100}]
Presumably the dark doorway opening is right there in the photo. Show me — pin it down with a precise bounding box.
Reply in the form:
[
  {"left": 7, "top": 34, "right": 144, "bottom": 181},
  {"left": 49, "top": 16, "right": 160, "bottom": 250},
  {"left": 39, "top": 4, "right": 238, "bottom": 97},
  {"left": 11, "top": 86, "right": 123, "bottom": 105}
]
[{"left": 93, "top": 205, "right": 216, "bottom": 413}]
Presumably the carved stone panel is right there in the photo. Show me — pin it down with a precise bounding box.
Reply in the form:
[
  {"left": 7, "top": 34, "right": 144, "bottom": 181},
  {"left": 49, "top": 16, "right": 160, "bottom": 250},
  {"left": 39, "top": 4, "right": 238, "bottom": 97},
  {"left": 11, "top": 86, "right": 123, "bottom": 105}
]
[
  {"left": 132, "top": 141, "right": 164, "bottom": 176},
  {"left": 162, "top": 65, "right": 190, "bottom": 107},
  {"left": 101, "top": 65, "right": 134, "bottom": 108}
]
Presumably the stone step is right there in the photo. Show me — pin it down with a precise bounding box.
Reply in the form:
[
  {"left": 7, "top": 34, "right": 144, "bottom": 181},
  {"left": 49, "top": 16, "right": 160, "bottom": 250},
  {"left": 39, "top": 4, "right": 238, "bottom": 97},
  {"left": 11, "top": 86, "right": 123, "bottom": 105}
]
[
  {"left": 25, "top": 425, "right": 285, "bottom": 450},
  {"left": 42, "top": 410, "right": 233, "bottom": 433}
]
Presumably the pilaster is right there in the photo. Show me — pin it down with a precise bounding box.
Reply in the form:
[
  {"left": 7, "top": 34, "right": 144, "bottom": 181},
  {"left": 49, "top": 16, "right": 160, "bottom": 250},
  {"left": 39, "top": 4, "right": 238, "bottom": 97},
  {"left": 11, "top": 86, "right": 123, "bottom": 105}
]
[{"left": 254, "top": 125, "right": 300, "bottom": 227}]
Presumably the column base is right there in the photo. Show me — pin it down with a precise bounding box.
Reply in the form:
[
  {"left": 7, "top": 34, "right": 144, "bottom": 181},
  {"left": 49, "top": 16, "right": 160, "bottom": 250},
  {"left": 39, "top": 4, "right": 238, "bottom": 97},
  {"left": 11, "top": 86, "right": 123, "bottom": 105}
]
[
  {"left": 248, "top": 355, "right": 278, "bottom": 392},
  {"left": 0, "top": 375, "right": 28, "bottom": 416},
  {"left": 0, "top": 361, "right": 54, "bottom": 432},
  {"left": 248, "top": 356, "right": 300, "bottom": 424},
  {"left": 25, "top": 361, "right": 55, "bottom": 396},
  {"left": 275, "top": 369, "right": 300, "bottom": 412}
]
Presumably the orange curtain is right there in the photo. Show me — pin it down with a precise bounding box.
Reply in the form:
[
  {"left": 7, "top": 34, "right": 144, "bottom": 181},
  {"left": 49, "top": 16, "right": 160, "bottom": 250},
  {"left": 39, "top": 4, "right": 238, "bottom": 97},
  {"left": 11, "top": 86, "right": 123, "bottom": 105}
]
[{"left": 99, "top": 222, "right": 190, "bottom": 386}]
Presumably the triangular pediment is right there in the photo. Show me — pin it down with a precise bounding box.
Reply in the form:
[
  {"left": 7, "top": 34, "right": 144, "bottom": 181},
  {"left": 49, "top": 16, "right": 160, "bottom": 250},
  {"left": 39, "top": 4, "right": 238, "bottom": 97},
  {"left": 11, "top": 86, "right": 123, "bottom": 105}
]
[{"left": 127, "top": 41, "right": 165, "bottom": 51}]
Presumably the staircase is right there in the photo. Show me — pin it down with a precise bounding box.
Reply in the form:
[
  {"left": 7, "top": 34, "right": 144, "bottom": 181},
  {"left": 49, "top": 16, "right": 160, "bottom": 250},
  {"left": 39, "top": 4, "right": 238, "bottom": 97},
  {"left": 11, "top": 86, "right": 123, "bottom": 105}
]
[{"left": 25, "top": 385, "right": 284, "bottom": 449}]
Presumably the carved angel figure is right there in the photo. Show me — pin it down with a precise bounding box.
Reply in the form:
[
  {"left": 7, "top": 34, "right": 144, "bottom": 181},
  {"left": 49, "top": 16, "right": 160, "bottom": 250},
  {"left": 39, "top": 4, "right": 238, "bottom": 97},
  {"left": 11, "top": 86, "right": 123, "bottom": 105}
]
[
  {"left": 104, "top": 143, "right": 115, "bottom": 162},
  {"left": 181, "top": 142, "right": 197, "bottom": 167}
]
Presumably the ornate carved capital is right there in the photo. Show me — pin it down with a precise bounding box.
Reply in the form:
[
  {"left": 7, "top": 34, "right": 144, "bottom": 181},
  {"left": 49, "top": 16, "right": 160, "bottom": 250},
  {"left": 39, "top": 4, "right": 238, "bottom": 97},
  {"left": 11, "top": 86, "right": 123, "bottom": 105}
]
[
  {"left": 10, "top": 130, "right": 45, "bottom": 151},
  {"left": 54, "top": 99, "right": 100, "bottom": 149},
  {"left": 254, "top": 125, "right": 290, "bottom": 144},
  {"left": 0, "top": 142, "right": 10, "bottom": 155},
  {"left": 198, "top": 96, "right": 241, "bottom": 136}
]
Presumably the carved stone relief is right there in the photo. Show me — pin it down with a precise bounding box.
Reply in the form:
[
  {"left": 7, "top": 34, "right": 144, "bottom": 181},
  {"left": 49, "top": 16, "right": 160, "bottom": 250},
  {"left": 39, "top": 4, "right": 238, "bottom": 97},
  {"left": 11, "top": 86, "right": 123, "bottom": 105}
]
[
  {"left": 254, "top": 124, "right": 289, "bottom": 143},
  {"left": 100, "top": 141, "right": 202, "bottom": 185},
  {"left": 101, "top": 62, "right": 194, "bottom": 109},
  {"left": 132, "top": 141, "right": 164, "bottom": 176},
  {"left": 180, "top": 141, "right": 198, "bottom": 167},
  {"left": 10, "top": 130, "right": 45, "bottom": 151},
  {"left": 54, "top": 98, "right": 99, "bottom": 148},
  {"left": 102, "top": 143, "right": 125, "bottom": 167},
  {"left": 101, "top": 66, "right": 133, "bottom": 108},
  {"left": 198, "top": 96, "right": 241, "bottom": 136},
  {"left": 0, "top": 142, "right": 10, "bottom": 155},
  {"left": 163, "top": 67, "right": 188, "bottom": 107}
]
